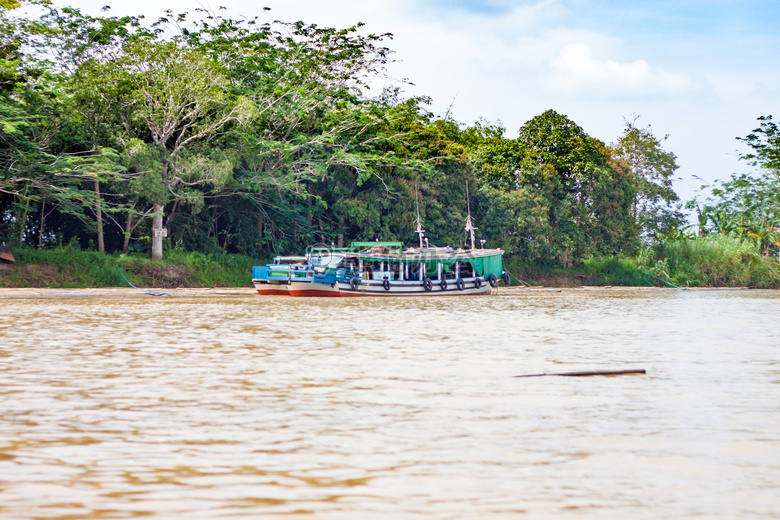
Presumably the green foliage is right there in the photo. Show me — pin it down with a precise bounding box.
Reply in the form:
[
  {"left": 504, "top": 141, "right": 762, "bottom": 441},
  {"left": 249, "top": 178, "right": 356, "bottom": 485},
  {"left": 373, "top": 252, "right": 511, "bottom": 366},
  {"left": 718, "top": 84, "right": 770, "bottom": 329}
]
[
  {"left": 467, "top": 109, "right": 638, "bottom": 267},
  {"left": 581, "top": 256, "right": 646, "bottom": 286},
  {"left": 738, "top": 115, "right": 780, "bottom": 175},
  {"left": 473, "top": 185, "right": 552, "bottom": 263},
  {"left": 1, "top": 245, "right": 260, "bottom": 287},
  {"left": 611, "top": 116, "right": 684, "bottom": 239},
  {"left": 10, "top": 245, "right": 126, "bottom": 287},
  {"left": 692, "top": 115, "right": 780, "bottom": 261},
  {"left": 637, "top": 235, "right": 780, "bottom": 288},
  {"left": 161, "top": 249, "right": 260, "bottom": 286}
]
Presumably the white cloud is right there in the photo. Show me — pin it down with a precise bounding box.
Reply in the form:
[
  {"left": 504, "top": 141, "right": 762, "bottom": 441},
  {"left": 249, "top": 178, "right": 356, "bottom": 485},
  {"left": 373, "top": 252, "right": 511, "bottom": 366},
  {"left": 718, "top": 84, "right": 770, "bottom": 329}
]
[
  {"left": 705, "top": 73, "right": 762, "bottom": 101},
  {"left": 546, "top": 42, "right": 699, "bottom": 97}
]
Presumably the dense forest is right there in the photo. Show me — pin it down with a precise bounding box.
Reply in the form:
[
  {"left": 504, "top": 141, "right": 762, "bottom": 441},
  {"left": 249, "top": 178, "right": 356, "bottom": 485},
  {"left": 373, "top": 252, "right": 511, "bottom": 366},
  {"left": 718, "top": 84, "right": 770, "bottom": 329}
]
[{"left": 2, "top": 2, "right": 779, "bottom": 286}]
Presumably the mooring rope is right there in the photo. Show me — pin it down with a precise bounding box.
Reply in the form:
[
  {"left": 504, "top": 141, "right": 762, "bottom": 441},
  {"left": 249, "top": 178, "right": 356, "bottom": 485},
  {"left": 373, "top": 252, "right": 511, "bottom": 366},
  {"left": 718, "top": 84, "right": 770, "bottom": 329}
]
[
  {"left": 116, "top": 265, "right": 171, "bottom": 296},
  {"left": 639, "top": 269, "right": 687, "bottom": 290}
]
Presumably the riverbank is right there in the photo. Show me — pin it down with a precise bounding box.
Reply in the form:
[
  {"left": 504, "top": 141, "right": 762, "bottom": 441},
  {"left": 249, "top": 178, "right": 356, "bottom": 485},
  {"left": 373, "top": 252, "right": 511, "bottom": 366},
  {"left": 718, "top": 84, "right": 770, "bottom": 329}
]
[{"left": 0, "top": 247, "right": 262, "bottom": 289}]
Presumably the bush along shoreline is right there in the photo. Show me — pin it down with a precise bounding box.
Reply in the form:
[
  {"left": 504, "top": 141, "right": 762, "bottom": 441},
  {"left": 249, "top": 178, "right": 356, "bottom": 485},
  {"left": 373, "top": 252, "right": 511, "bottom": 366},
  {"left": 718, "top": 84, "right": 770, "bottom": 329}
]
[{"left": 0, "top": 245, "right": 266, "bottom": 289}]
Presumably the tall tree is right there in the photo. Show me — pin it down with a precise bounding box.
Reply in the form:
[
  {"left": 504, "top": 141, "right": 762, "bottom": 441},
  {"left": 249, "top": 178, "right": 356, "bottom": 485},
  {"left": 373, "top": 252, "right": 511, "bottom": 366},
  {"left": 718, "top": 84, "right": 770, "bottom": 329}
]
[
  {"left": 516, "top": 110, "right": 637, "bottom": 263},
  {"left": 611, "top": 116, "right": 683, "bottom": 239},
  {"left": 82, "top": 39, "right": 252, "bottom": 259},
  {"left": 175, "top": 10, "right": 404, "bottom": 253}
]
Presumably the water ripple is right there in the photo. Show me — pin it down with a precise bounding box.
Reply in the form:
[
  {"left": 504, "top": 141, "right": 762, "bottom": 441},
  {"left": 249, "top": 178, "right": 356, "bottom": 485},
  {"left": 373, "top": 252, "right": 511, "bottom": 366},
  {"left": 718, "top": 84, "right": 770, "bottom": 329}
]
[{"left": 1, "top": 291, "right": 779, "bottom": 518}]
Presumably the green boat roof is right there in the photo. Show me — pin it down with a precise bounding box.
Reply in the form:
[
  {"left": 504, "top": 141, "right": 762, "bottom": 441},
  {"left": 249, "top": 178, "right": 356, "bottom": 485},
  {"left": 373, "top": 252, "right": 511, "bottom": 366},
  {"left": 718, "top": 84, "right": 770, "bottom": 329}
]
[
  {"left": 353, "top": 248, "right": 505, "bottom": 277},
  {"left": 349, "top": 241, "right": 404, "bottom": 253}
]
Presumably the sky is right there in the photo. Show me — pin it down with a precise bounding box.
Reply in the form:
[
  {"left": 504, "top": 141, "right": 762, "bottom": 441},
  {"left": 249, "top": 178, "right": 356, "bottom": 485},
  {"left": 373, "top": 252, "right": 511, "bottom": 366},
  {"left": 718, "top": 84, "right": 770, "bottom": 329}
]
[{"left": 20, "top": 0, "right": 780, "bottom": 205}]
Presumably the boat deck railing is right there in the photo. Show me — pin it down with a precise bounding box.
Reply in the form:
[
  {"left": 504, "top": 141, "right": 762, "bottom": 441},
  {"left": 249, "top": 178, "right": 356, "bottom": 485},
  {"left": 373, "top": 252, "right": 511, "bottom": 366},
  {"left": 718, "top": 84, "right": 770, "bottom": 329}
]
[
  {"left": 252, "top": 265, "right": 314, "bottom": 282},
  {"left": 313, "top": 267, "right": 361, "bottom": 285}
]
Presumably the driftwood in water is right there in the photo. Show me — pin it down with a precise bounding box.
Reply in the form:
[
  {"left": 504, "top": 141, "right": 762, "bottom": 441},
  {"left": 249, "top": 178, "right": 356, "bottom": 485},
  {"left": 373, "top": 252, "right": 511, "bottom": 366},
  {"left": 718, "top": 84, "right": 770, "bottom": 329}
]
[{"left": 514, "top": 369, "right": 646, "bottom": 378}]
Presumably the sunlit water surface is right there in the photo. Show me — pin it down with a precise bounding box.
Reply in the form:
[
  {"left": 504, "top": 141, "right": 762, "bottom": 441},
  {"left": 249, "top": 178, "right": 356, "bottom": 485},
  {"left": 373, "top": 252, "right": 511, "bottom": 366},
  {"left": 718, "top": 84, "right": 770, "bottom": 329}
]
[{"left": 1, "top": 290, "right": 779, "bottom": 519}]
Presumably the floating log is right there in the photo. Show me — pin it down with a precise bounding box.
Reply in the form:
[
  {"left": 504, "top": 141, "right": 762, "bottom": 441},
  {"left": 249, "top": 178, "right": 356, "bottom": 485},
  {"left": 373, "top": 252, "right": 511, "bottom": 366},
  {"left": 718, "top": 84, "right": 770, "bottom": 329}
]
[
  {"left": 514, "top": 369, "right": 646, "bottom": 378},
  {"left": 0, "top": 245, "right": 14, "bottom": 263}
]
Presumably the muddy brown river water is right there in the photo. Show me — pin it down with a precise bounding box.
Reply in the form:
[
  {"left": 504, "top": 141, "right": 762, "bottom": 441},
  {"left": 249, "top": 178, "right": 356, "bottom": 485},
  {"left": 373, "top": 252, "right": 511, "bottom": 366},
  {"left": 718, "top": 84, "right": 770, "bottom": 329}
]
[{"left": 0, "top": 289, "right": 779, "bottom": 518}]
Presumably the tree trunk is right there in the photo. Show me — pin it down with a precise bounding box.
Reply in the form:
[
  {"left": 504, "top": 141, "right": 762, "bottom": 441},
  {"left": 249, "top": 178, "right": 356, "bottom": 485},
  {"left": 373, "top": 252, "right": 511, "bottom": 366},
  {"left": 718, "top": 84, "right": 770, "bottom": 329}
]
[
  {"left": 122, "top": 209, "right": 133, "bottom": 255},
  {"left": 256, "top": 216, "right": 263, "bottom": 253},
  {"left": 151, "top": 202, "right": 164, "bottom": 260},
  {"left": 15, "top": 187, "right": 30, "bottom": 247},
  {"left": 94, "top": 178, "right": 105, "bottom": 253},
  {"left": 38, "top": 199, "right": 45, "bottom": 248}
]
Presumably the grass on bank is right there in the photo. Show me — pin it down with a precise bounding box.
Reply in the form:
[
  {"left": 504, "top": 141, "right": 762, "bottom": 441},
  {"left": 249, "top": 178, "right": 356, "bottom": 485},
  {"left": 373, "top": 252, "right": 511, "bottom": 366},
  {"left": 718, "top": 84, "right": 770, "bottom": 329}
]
[
  {"left": 636, "top": 234, "right": 780, "bottom": 288},
  {"left": 506, "top": 235, "right": 780, "bottom": 289},
  {"left": 0, "top": 244, "right": 267, "bottom": 288}
]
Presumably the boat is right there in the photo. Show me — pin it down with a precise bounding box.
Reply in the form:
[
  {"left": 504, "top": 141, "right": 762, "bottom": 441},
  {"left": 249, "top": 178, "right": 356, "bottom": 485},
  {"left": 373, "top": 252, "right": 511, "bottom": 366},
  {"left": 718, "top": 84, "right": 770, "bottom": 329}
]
[
  {"left": 251, "top": 256, "right": 313, "bottom": 295},
  {"left": 292, "top": 242, "right": 508, "bottom": 297},
  {"left": 0, "top": 245, "right": 14, "bottom": 263},
  {"left": 252, "top": 209, "right": 510, "bottom": 297}
]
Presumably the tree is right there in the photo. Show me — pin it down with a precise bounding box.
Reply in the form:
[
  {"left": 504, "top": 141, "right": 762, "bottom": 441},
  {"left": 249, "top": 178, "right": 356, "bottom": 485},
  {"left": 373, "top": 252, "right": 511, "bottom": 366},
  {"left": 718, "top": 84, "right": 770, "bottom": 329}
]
[
  {"left": 516, "top": 110, "right": 637, "bottom": 263},
  {"left": 176, "top": 10, "right": 405, "bottom": 253},
  {"left": 1, "top": 6, "right": 152, "bottom": 249},
  {"left": 82, "top": 39, "right": 253, "bottom": 259},
  {"left": 738, "top": 115, "right": 780, "bottom": 176},
  {"left": 698, "top": 115, "right": 780, "bottom": 250},
  {"left": 611, "top": 116, "right": 683, "bottom": 239},
  {"left": 473, "top": 185, "right": 552, "bottom": 264},
  {"left": 0, "top": 6, "right": 70, "bottom": 246}
]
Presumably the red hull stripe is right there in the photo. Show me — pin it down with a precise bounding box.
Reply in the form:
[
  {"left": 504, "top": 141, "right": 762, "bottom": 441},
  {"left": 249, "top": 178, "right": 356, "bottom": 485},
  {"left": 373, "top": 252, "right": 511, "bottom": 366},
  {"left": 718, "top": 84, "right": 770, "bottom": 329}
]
[
  {"left": 255, "top": 289, "right": 289, "bottom": 296},
  {"left": 289, "top": 289, "right": 367, "bottom": 297},
  {"left": 288, "top": 288, "right": 492, "bottom": 297}
]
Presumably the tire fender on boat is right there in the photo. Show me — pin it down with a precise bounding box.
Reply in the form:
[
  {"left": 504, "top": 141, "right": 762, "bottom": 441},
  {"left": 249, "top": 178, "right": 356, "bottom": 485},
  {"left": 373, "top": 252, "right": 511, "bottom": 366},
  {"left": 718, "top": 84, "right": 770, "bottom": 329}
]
[
  {"left": 383, "top": 278, "right": 390, "bottom": 291},
  {"left": 349, "top": 277, "right": 360, "bottom": 291},
  {"left": 423, "top": 277, "right": 432, "bottom": 292},
  {"left": 456, "top": 278, "right": 465, "bottom": 291},
  {"left": 475, "top": 277, "right": 483, "bottom": 289},
  {"left": 488, "top": 273, "right": 497, "bottom": 287},
  {"left": 440, "top": 279, "right": 448, "bottom": 291}
]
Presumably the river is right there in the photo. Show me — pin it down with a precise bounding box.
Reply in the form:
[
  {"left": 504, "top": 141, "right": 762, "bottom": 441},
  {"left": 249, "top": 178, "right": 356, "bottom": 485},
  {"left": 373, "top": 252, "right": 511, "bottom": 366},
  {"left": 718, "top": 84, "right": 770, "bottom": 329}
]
[{"left": 1, "top": 289, "right": 779, "bottom": 519}]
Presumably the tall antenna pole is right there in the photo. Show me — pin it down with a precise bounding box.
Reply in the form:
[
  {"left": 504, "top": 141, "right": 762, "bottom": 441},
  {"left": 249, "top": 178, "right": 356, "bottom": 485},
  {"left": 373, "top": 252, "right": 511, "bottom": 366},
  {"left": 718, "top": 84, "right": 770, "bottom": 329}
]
[
  {"left": 465, "top": 182, "right": 476, "bottom": 249},
  {"left": 415, "top": 186, "right": 425, "bottom": 248}
]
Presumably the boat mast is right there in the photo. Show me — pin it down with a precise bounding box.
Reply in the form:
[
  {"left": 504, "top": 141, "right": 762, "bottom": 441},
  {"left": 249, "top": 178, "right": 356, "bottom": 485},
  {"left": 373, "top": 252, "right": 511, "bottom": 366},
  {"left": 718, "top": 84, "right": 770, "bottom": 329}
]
[
  {"left": 465, "top": 183, "right": 476, "bottom": 249},
  {"left": 415, "top": 187, "right": 427, "bottom": 248}
]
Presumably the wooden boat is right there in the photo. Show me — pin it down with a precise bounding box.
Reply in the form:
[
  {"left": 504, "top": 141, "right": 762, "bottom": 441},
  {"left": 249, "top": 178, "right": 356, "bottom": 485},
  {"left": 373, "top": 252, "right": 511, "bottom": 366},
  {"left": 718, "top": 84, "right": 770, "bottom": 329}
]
[
  {"left": 0, "top": 245, "right": 14, "bottom": 263},
  {"left": 251, "top": 256, "right": 313, "bottom": 295},
  {"left": 253, "top": 213, "right": 509, "bottom": 297},
  {"left": 291, "top": 242, "right": 508, "bottom": 297}
]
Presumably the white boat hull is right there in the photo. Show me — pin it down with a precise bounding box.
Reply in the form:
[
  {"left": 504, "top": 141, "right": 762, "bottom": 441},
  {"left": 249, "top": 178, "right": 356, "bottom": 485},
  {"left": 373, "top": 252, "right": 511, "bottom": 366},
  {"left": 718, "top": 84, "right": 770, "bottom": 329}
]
[
  {"left": 289, "top": 278, "right": 494, "bottom": 297},
  {"left": 252, "top": 280, "right": 314, "bottom": 296}
]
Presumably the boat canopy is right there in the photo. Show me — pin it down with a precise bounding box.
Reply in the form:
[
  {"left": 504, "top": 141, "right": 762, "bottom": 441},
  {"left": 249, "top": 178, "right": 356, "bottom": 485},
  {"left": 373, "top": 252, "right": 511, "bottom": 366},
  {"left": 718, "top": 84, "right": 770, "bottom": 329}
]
[
  {"left": 349, "top": 241, "right": 404, "bottom": 253},
  {"left": 355, "top": 250, "right": 504, "bottom": 278}
]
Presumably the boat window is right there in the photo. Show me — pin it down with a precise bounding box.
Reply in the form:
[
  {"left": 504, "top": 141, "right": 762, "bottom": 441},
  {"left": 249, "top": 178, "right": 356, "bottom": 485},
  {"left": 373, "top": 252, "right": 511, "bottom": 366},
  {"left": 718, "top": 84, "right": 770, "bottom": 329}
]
[{"left": 459, "top": 261, "right": 474, "bottom": 278}]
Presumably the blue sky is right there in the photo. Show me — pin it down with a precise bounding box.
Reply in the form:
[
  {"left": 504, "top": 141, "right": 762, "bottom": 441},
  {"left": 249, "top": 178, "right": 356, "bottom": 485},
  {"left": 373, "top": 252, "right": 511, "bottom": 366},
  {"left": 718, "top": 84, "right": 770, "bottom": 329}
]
[{"left": 23, "top": 0, "right": 780, "bottom": 205}]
